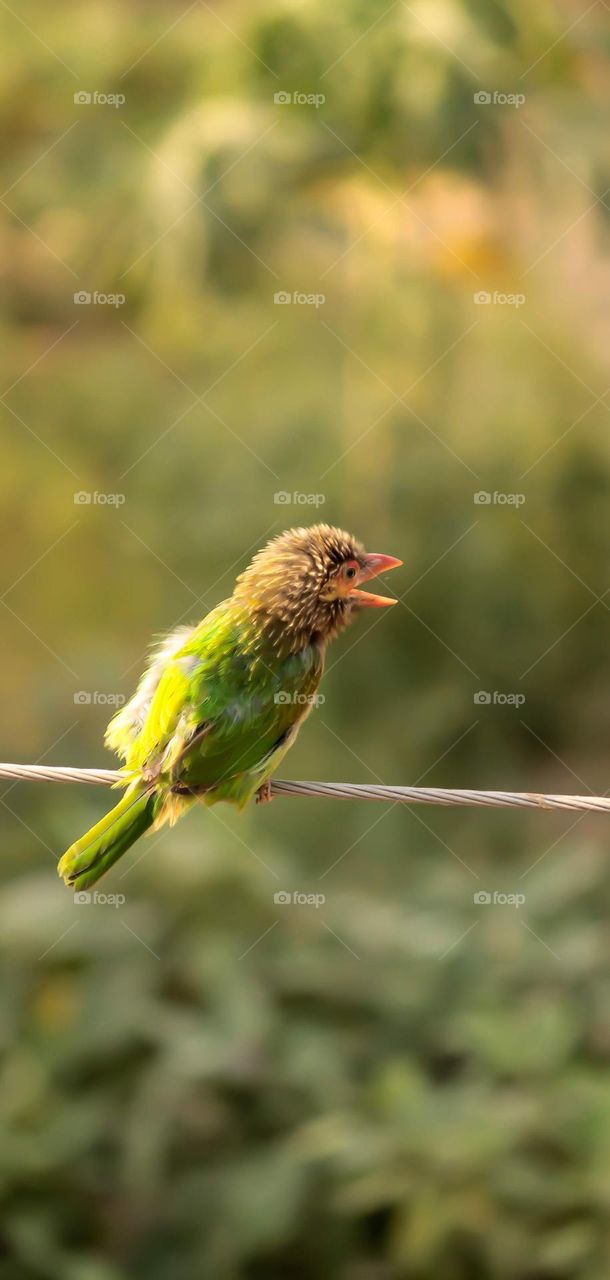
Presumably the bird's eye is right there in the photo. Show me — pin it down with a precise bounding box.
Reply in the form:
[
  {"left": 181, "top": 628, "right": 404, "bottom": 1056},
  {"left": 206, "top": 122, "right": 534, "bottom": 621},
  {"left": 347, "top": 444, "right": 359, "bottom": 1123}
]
[{"left": 344, "top": 565, "right": 357, "bottom": 580}]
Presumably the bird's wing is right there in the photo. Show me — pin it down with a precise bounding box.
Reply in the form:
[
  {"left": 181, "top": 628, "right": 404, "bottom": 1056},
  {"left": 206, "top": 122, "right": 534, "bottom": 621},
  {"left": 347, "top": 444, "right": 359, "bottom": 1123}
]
[
  {"left": 166, "top": 680, "right": 310, "bottom": 792},
  {"left": 111, "top": 607, "right": 322, "bottom": 790}
]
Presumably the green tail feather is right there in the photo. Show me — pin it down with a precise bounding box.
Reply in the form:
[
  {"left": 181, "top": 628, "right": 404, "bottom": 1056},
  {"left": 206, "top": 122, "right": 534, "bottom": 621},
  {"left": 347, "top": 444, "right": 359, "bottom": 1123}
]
[{"left": 58, "top": 786, "right": 159, "bottom": 891}]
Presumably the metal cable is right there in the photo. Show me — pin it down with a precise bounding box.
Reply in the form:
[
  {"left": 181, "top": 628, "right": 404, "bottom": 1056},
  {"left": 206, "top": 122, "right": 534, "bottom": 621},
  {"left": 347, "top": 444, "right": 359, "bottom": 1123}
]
[{"left": 1, "top": 762, "right": 609, "bottom": 814}]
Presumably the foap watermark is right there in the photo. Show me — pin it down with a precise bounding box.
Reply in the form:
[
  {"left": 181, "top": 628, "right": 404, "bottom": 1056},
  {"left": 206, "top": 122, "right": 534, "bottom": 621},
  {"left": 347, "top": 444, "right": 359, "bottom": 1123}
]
[
  {"left": 474, "top": 291, "right": 525, "bottom": 308},
  {"left": 74, "top": 290, "right": 125, "bottom": 307},
  {"left": 474, "top": 890, "right": 525, "bottom": 908},
  {"left": 274, "top": 290, "right": 325, "bottom": 307},
  {"left": 74, "top": 690, "right": 126, "bottom": 707},
  {"left": 274, "top": 490, "right": 325, "bottom": 507},
  {"left": 274, "top": 890, "right": 326, "bottom": 908},
  {"left": 74, "top": 90, "right": 126, "bottom": 108},
  {"left": 474, "top": 491, "right": 525, "bottom": 506},
  {"left": 74, "top": 890, "right": 126, "bottom": 906},
  {"left": 74, "top": 491, "right": 126, "bottom": 506},
  {"left": 474, "top": 90, "right": 525, "bottom": 109},
  {"left": 274, "top": 691, "right": 325, "bottom": 707},
  {"left": 274, "top": 90, "right": 325, "bottom": 109},
  {"left": 474, "top": 690, "right": 525, "bottom": 707}
]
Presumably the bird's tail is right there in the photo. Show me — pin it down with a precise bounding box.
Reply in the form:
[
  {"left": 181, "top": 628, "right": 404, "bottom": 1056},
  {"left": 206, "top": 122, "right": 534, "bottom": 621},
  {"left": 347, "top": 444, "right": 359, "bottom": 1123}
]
[{"left": 57, "top": 784, "right": 159, "bottom": 891}]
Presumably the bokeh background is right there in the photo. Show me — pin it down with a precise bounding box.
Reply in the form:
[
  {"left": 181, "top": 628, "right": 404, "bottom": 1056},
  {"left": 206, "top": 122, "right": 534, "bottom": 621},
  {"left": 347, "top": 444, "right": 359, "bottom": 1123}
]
[{"left": 2, "top": 2, "right": 610, "bottom": 1276}]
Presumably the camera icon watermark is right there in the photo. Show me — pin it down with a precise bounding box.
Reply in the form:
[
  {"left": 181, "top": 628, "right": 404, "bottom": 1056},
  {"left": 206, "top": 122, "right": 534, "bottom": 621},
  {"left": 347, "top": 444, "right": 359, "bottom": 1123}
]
[
  {"left": 273, "top": 890, "right": 326, "bottom": 908},
  {"left": 474, "top": 90, "right": 525, "bottom": 109},
  {"left": 73, "top": 896, "right": 125, "bottom": 906},
  {"left": 273, "top": 490, "right": 325, "bottom": 507},
  {"left": 74, "top": 90, "right": 126, "bottom": 108},
  {"left": 473, "top": 690, "right": 525, "bottom": 707},
  {"left": 474, "top": 890, "right": 525, "bottom": 908},
  {"left": 73, "top": 491, "right": 126, "bottom": 506},
  {"left": 74, "top": 290, "right": 125, "bottom": 307},
  {"left": 273, "top": 290, "right": 325, "bottom": 307},
  {"left": 474, "top": 491, "right": 525, "bottom": 506},
  {"left": 74, "top": 690, "right": 126, "bottom": 707},
  {"left": 273, "top": 91, "right": 325, "bottom": 108},
  {"left": 74, "top": 890, "right": 126, "bottom": 906},
  {"left": 274, "top": 691, "right": 325, "bottom": 706},
  {"left": 474, "top": 291, "right": 525, "bottom": 308}
]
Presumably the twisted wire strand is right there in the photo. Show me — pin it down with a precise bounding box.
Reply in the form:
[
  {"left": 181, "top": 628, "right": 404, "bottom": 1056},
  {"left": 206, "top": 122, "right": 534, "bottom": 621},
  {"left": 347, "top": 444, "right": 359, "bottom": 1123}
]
[{"left": 1, "top": 762, "right": 610, "bottom": 814}]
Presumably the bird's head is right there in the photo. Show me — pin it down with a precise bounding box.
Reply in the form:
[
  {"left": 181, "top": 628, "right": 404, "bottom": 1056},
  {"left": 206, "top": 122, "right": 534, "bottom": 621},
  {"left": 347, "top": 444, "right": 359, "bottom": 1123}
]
[{"left": 233, "top": 524, "right": 402, "bottom": 651}]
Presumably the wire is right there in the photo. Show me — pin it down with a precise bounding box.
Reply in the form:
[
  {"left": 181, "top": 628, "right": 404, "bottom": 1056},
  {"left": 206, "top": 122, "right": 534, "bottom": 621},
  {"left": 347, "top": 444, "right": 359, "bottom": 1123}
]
[{"left": 1, "top": 762, "right": 610, "bottom": 814}]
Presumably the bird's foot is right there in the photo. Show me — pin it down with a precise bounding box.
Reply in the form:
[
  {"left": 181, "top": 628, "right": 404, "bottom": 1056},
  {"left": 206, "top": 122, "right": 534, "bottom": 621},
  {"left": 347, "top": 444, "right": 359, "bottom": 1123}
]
[{"left": 255, "top": 779, "right": 273, "bottom": 805}]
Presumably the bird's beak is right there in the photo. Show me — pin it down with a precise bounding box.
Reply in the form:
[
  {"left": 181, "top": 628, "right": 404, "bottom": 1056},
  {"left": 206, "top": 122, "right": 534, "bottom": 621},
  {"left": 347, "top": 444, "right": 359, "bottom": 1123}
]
[{"left": 348, "top": 553, "right": 402, "bottom": 608}]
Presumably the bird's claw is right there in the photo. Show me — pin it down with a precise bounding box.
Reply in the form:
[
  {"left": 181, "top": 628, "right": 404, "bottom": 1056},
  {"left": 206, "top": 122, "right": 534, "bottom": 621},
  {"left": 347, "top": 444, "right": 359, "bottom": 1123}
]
[{"left": 255, "top": 779, "right": 273, "bottom": 805}]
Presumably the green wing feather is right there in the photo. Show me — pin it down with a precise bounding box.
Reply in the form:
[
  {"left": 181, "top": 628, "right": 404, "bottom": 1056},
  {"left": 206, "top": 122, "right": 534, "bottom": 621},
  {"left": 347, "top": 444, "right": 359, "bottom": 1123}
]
[{"left": 108, "top": 602, "right": 323, "bottom": 801}]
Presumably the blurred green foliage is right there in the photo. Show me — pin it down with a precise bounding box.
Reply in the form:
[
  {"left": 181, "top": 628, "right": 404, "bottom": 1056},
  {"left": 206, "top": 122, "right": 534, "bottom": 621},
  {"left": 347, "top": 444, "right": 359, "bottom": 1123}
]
[{"left": 2, "top": 1, "right": 610, "bottom": 1276}]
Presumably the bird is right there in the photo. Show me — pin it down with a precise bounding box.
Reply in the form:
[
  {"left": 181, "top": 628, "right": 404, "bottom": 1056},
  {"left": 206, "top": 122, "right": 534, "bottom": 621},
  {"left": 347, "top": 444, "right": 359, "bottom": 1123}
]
[{"left": 58, "top": 524, "right": 401, "bottom": 890}]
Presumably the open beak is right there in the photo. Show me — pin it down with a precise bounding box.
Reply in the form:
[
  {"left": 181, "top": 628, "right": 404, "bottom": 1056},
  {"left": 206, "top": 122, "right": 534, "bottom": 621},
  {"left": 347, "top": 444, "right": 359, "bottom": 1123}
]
[{"left": 348, "top": 553, "right": 402, "bottom": 608}]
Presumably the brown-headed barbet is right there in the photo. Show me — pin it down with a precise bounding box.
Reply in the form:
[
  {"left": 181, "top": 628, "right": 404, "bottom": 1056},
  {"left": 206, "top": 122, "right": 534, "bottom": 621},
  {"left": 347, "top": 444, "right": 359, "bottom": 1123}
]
[{"left": 58, "top": 525, "right": 401, "bottom": 890}]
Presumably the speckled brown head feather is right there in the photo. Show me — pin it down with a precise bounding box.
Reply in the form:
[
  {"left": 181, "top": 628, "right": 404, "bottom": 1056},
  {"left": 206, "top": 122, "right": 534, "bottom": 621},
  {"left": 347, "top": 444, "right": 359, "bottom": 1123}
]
[{"left": 232, "top": 524, "right": 401, "bottom": 653}]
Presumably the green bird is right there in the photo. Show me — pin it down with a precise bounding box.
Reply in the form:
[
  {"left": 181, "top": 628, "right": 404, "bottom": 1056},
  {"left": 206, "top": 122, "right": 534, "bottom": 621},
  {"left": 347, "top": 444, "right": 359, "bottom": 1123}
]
[{"left": 58, "top": 524, "right": 401, "bottom": 891}]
